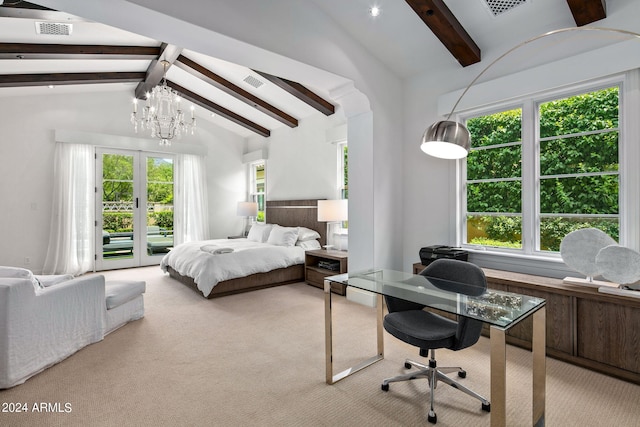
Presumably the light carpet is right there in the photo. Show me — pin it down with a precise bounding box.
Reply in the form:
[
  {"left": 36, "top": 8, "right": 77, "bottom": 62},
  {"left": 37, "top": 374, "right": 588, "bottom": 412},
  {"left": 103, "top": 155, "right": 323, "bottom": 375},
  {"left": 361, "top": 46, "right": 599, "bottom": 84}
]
[{"left": 1, "top": 266, "right": 639, "bottom": 426}]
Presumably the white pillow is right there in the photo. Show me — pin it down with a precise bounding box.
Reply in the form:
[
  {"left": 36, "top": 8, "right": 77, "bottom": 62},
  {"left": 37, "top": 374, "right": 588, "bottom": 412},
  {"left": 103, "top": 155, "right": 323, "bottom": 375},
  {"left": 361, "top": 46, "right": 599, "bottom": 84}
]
[
  {"left": 296, "top": 239, "right": 321, "bottom": 250},
  {"left": 267, "top": 225, "right": 299, "bottom": 247},
  {"left": 246, "top": 223, "right": 273, "bottom": 243},
  {"left": 297, "top": 227, "right": 321, "bottom": 242},
  {"left": 0, "top": 266, "right": 42, "bottom": 290},
  {"left": 0, "top": 266, "right": 32, "bottom": 278}
]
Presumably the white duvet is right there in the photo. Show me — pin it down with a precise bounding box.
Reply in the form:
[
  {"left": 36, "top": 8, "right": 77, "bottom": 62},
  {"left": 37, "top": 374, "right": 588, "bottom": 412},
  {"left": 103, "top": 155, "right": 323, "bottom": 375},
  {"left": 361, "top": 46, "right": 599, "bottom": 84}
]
[{"left": 160, "top": 238, "right": 305, "bottom": 297}]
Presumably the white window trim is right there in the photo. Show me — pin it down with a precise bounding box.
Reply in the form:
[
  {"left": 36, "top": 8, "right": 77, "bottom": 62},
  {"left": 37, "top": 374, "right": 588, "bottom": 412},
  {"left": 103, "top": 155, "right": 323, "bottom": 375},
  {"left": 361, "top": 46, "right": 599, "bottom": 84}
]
[
  {"left": 248, "top": 160, "right": 266, "bottom": 222},
  {"left": 455, "top": 71, "right": 639, "bottom": 277},
  {"left": 337, "top": 140, "right": 348, "bottom": 199}
]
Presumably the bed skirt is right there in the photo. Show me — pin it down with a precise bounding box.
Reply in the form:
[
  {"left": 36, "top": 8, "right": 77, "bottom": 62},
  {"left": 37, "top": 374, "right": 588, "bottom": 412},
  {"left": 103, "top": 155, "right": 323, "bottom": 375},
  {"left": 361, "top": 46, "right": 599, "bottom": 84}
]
[{"left": 166, "top": 264, "right": 305, "bottom": 299}]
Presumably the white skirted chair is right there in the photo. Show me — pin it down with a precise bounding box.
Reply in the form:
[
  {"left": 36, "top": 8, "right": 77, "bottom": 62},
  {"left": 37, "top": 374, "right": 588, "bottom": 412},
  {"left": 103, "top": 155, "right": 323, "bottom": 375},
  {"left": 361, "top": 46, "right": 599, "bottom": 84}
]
[{"left": 0, "top": 267, "right": 145, "bottom": 389}]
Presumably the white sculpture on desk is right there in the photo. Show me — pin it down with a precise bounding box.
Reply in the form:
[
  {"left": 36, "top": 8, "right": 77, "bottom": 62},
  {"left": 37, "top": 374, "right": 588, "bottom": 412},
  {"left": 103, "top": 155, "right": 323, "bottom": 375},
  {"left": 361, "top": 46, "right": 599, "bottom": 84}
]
[
  {"left": 559, "top": 228, "right": 616, "bottom": 287},
  {"left": 595, "top": 245, "right": 640, "bottom": 290}
]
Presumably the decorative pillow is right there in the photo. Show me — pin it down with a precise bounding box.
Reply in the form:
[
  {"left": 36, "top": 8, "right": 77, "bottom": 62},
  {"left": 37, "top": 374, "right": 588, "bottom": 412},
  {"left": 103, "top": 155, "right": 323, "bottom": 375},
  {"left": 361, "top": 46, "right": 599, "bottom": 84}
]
[
  {"left": 247, "top": 223, "right": 273, "bottom": 243},
  {"left": 296, "top": 239, "right": 321, "bottom": 250},
  {"left": 297, "top": 227, "right": 321, "bottom": 242},
  {"left": 0, "top": 266, "right": 32, "bottom": 278},
  {"left": 0, "top": 266, "right": 42, "bottom": 290},
  {"left": 267, "top": 225, "right": 299, "bottom": 247}
]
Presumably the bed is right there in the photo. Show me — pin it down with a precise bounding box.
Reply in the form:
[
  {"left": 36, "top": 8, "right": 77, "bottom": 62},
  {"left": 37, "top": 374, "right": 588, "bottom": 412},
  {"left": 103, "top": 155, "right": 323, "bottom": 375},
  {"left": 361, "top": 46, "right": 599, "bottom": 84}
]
[{"left": 161, "top": 199, "right": 326, "bottom": 298}]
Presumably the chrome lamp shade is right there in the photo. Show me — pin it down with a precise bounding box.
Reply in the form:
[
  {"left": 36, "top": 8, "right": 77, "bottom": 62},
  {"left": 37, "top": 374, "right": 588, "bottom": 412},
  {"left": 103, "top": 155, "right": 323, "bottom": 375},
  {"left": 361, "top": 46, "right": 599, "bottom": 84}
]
[{"left": 420, "top": 120, "right": 471, "bottom": 160}]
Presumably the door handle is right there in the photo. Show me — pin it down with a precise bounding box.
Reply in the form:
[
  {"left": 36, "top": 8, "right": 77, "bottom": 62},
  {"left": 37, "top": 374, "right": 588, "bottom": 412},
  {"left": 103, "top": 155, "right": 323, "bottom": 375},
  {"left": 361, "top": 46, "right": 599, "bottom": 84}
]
[{"left": 135, "top": 197, "right": 139, "bottom": 209}]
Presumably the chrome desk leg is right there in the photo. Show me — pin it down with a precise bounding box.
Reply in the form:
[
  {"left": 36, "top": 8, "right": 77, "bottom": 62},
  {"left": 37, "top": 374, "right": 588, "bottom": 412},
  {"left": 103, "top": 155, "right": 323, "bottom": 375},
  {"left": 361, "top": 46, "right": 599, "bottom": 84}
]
[
  {"left": 490, "top": 326, "right": 507, "bottom": 427},
  {"left": 325, "top": 279, "right": 384, "bottom": 384},
  {"left": 490, "top": 306, "right": 546, "bottom": 427},
  {"left": 532, "top": 307, "right": 546, "bottom": 427}
]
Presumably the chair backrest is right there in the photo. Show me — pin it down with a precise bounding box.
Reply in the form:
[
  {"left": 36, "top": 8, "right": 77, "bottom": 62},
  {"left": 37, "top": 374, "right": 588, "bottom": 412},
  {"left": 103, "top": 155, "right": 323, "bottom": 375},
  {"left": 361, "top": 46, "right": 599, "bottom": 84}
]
[{"left": 420, "top": 258, "right": 487, "bottom": 350}]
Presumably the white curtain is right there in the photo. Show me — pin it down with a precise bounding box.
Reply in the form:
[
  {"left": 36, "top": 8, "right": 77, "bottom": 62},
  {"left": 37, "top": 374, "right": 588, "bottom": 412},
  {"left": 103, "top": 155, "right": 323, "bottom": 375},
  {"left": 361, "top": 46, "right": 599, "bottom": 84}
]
[
  {"left": 43, "top": 143, "right": 95, "bottom": 275},
  {"left": 174, "top": 154, "right": 210, "bottom": 244}
]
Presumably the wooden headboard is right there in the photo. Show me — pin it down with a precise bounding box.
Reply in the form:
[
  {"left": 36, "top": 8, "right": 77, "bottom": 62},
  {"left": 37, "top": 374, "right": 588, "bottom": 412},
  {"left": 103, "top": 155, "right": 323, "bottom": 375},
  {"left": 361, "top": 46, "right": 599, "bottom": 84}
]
[{"left": 265, "top": 199, "right": 326, "bottom": 246}]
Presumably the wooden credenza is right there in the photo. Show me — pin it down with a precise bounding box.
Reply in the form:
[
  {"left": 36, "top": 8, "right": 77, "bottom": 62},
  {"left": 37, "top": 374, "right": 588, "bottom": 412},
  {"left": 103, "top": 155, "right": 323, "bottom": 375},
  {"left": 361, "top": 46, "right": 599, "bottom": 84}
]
[{"left": 413, "top": 262, "right": 640, "bottom": 385}]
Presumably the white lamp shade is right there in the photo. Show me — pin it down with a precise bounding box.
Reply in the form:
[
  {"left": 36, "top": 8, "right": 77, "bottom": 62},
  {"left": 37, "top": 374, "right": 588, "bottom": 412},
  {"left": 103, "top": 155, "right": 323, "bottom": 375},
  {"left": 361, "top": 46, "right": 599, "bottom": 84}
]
[
  {"left": 237, "top": 202, "right": 258, "bottom": 217},
  {"left": 317, "top": 199, "right": 348, "bottom": 222}
]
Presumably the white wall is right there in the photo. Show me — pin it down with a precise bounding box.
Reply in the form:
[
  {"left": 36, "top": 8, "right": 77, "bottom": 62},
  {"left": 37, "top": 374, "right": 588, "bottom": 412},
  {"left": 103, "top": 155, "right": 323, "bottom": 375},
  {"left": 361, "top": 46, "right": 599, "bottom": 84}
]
[
  {"left": 0, "top": 89, "right": 246, "bottom": 271},
  {"left": 247, "top": 112, "right": 345, "bottom": 201}
]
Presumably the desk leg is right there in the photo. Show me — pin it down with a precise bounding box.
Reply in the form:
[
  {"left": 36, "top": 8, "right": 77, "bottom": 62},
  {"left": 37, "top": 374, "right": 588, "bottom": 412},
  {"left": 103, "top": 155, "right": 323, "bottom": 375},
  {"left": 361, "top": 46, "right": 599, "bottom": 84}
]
[
  {"left": 325, "top": 279, "right": 384, "bottom": 384},
  {"left": 324, "top": 279, "right": 334, "bottom": 384},
  {"left": 490, "top": 306, "right": 546, "bottom": 427},
  {"left": 490, "top": 326, "right": 507, "bottom": 427},
  {"left": 532, "top": 307, "right": 546, "bottom": 427}
]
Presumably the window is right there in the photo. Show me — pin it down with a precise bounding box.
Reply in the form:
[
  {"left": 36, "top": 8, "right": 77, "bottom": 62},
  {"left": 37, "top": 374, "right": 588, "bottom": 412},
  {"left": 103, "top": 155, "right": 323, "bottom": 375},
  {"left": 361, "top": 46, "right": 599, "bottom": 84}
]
[
  {"left": 338, "top": 142, "right": 348, "bottom": 199},
  {"left": 250, "top": 161, "right": 266, "bottom": 222},
  {"left": 462, "top": 82, "right": 620, "bottom": 255}
]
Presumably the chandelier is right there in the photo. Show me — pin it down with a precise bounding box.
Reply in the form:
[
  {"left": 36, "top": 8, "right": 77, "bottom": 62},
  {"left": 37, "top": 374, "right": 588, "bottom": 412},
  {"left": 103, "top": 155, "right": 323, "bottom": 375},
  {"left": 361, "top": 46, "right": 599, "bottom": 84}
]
[{"left": 131, "top": 60, "right": 196, "bottom": 146}]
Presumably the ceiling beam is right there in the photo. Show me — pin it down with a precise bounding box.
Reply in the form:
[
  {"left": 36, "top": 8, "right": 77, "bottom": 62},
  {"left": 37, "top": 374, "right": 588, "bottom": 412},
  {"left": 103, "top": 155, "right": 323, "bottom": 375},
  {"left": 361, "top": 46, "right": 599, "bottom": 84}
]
[
  {"left": 167, "top": 81, "right": 271, "bottom": 138},
  {"left": 0, "top": 71, "right": 146, "bottom": 87},
  {"left": 405, "top": 0, "right": 481, "bottom": 67},
  {"left": 0, "top": 42, "right": 160, "bottom": 60},
  {"left": 175, "top": 55, "right": 298, "bottom": 128},
  {"left": 134, "top": 43, "right": 182, "bottom": 99},
  {"left": 254, "top": 70, "right": 335, "bottom": 116},
  {"left": 566, "top": 0, "right": 607, "bottom": 26}
]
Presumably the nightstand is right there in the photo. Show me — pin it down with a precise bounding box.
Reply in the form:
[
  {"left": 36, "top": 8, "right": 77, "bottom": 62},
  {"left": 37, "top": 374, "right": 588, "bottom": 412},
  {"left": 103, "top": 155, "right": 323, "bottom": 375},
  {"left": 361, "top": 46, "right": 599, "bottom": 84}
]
[{"left": 305, "top": 249, "right": 348, "bottom": 295}]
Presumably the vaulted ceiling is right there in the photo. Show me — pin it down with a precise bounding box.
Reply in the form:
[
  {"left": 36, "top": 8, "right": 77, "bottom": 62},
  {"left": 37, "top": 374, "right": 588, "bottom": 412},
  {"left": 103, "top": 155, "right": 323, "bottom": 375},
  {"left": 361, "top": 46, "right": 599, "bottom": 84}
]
[
  {"left": 0, "top": 0, "right": 618, "bottom": 139},
  {"left": 0, "top": 1, "right": 336, "bottom": 138}
]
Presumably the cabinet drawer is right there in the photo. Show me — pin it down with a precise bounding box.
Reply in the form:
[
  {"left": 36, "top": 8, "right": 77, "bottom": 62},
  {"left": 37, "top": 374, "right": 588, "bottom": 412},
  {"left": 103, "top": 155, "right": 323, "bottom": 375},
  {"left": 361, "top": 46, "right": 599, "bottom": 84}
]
[
  {"left": 305, "top": 268, "right": 346, "bottom": 295},
  {"left": 306, "top": 268, "right": 327, "bottom": 286}
]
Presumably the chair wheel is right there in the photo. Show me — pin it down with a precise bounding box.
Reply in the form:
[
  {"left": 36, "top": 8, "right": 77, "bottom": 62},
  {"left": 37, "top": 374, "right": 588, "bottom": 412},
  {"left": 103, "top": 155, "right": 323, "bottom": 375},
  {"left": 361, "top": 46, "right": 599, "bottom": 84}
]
[
  {"left": 404, "top": 362, "right": 412, "bottom": 369},
  {"left": 381, "top": 383, "right": 389, "bottom": 391},
  {"left": 427, "top": 412, "right": 437, "bottom": 424},
  {"left": 482, "top": 403, "right": 491, "bottom": 412},
  {"left": 458, "top": 370, "right": 466, "bottom": 378}
]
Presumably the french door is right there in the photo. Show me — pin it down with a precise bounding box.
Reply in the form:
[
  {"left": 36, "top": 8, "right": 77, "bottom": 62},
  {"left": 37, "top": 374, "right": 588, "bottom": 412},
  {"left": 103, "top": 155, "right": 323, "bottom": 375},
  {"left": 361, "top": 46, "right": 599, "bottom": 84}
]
[{"left": 95, "top": 148, "right": 175, "bottom": 270}]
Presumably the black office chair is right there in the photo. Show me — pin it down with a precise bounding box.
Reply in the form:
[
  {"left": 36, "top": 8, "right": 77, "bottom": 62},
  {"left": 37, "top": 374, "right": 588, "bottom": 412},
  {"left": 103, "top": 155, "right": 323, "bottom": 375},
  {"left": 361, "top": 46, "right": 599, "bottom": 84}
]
[{"left": 381, "top": 258, "right": 490, "bottom": 424}]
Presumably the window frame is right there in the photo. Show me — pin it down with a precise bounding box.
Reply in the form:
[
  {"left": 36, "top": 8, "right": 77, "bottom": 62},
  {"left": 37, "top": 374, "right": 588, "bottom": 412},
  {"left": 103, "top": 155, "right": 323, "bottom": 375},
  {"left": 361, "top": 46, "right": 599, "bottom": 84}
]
[
  {"left": 249, "top": 160, "right": 266, "bottom": 223},
  {"left": 458, "top": 73, "right": 626, "bottom": 258}
]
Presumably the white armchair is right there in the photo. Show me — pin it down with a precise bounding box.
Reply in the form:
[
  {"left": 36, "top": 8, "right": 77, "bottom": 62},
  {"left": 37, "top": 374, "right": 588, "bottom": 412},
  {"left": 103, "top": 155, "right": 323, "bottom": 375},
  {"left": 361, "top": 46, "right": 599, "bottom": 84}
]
[{"left": 0, "top": 272, "right": 105, "bottom": 389}]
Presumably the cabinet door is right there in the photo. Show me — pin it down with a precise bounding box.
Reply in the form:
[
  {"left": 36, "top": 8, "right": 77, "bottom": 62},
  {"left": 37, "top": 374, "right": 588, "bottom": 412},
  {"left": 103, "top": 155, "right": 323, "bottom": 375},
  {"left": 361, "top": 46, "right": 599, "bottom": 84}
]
[
  {"left": 577, "top": 299, "right": 640, "bottom": 372},
  {"left": 504, "top": 284, "right": 573, "bottom": 355}
]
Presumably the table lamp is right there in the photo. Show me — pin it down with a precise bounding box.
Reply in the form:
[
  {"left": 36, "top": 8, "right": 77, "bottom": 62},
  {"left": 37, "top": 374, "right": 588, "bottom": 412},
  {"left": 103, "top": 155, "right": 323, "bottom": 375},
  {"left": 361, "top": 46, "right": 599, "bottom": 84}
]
[
  {"left": 317, "top": 199, "right": 348, "bottom": 250},
  {"left": 237, "top": 201, "right": 258, "bottom": 236}
]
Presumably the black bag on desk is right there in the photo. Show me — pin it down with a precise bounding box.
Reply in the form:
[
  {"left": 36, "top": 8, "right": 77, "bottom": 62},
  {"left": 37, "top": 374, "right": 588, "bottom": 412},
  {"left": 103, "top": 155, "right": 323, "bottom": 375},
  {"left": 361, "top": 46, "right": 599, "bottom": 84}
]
[{"left": 419, "top": 245, "right": 468, "bottom": 266}]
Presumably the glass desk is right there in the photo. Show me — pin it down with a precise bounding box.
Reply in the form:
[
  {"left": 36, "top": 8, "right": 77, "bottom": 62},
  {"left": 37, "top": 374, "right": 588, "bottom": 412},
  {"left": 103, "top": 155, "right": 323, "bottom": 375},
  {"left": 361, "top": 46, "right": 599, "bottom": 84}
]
[{"left": 325, "top": 269, "right": 546, "bottom": 427}]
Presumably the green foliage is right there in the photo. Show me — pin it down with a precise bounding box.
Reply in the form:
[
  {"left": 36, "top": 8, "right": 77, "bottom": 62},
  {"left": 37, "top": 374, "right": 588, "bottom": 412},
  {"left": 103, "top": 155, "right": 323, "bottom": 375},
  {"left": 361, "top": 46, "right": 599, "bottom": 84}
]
[
  {"left": 467, "top": 108, "right": 522, "bottom": 148},
  {"left": 539, "top": 217, "right": 618, "bottom": 252},
  {"left": 150, "top": 211, "right": 174, "bottom": 230},
  {"left": 102, "top": 154, "right": 134, "bottom": 202},
  {"left": 468, "top": 215, "right": 618, "bottom": 252},
  {"left": 468, "top": 237, "right": 522, "bottom": 249},
  {"left": 103, "top": 212, "right": 133, "bottom": 232},
  {"left": 147, "top": 158, "right": 174, "bottom": 204},
  {"left": 466, "top": 87, "right": 620, "bottom": 251}
]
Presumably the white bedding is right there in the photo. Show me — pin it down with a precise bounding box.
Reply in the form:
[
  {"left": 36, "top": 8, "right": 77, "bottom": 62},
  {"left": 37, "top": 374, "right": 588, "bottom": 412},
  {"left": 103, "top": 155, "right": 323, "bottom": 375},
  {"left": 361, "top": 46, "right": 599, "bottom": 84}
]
[{"left": 160, "top": 238, "right": 305, "bottom": 297}]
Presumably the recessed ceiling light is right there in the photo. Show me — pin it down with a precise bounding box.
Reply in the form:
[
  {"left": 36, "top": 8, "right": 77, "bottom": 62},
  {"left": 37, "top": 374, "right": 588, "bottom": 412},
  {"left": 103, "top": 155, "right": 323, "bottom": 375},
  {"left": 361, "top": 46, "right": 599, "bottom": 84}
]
[
  {"left": 48, "top": 85, "right": 55, "bottom": 89},
  {"left": 369, "top": 6, "right": 381, "bottom": 17}
]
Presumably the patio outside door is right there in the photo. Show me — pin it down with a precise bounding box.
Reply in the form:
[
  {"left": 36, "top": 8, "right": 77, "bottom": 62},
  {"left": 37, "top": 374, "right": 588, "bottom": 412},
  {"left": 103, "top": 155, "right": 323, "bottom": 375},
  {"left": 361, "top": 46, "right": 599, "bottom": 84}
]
[{"left": 95, "top": 148, "right": 175, "bottom": 270}]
